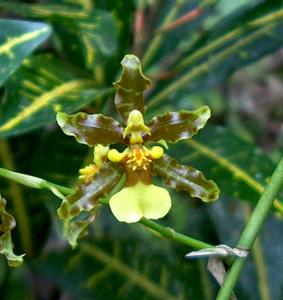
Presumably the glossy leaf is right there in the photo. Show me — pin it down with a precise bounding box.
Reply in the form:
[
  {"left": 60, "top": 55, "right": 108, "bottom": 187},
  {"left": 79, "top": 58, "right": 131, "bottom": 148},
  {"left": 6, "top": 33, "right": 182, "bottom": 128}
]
[
  {"left": 0, "top": 196, "right": 24, "bottom": 267},
  {"left": 57, "top": 112, "right": 124, "bottom": 147},
  {"left": 58, "top": 162, "right": 123, "bottom": 247},
  {"left": 153, "top": 154, "right": 219, "bottom": 202},
  {"left": 0, "top": 18, "right": 51, "bottom": 86},
  {"left": 114, "top": 54, "right": 151, "bottom": 123},
  {"left": 0, "top": 54, "right": 101, "bottom": 137},
  {"left": 148, "top": 4, "right": 283, "bottom": 109},
  {"left": 171, "top": 126, "right": 283, "bottom": 213},
  {"left": 146, "top": 106, "right": 211, "bottom": 143},
  {"left": 0, "top": 2, "right": 118, "bottom": 71}
]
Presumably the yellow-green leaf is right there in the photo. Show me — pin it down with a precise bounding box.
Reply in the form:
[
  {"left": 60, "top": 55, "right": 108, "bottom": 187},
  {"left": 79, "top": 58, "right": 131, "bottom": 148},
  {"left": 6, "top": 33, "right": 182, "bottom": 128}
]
[
  {"left": 0, "top": 18, "right": 51, "bottom": 86},
  {"left": 0, "top": 54, "right": 102, "bottom": 137}
]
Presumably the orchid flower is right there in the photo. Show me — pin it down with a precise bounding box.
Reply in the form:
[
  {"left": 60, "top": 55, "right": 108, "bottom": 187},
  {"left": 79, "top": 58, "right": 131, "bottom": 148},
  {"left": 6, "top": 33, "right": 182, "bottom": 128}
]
[{"left": 56, "top": 54, "right": 220, "bottom": 247}]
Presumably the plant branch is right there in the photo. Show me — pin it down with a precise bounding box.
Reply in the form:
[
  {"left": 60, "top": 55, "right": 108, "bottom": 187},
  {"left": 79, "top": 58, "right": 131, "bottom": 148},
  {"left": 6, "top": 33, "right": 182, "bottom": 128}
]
[
  {"left": 216, "top": 157, "right": 283, "bottom": 300},
  {"left": 0, "top": 167, "right": 212, "bottom": 251},
  {"left": 0, "top": 167, "right": 74, "bottom": 195}
]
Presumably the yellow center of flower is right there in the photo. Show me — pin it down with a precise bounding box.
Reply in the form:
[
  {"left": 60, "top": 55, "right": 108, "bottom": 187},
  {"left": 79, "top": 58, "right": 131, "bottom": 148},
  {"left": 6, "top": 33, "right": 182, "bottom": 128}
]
[{"left": 108, "top": 145, "right": 164, "bottom": 171}]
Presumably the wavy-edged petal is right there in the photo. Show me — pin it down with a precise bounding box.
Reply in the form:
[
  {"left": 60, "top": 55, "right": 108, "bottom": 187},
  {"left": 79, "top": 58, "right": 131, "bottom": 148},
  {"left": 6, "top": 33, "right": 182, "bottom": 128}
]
[
  {"left": 114, "top": 54, "right": 151, "bottom": 123},
  {"left": 109, "top": 181, "right": 171, "bottom": 223},
  {"left": 146, "top": 106, "right": 211, "bottom": 143},
  {"left": 0, "top": 196, "right": 24, "bottom": 267},
  {"left": 153, "top": 154, "right": 219, "bottom": 202},
  {"left": 58, "top": 163, "right": 123, "bottom": 247},
  {"left": 56, "top": 112, "right": 124, "bottom": 146}
]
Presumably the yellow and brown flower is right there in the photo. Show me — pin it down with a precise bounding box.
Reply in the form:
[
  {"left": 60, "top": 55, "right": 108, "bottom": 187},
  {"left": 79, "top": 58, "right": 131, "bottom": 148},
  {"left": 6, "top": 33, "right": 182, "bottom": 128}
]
[{"left": 56, "top": 54, "right": 220, "bottom": 247}]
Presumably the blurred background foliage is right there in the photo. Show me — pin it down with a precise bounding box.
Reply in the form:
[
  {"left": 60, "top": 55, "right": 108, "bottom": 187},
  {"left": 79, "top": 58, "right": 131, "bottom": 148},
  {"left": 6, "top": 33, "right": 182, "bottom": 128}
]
[{"left": 0, "top": 0, "right": 283, "bottom": 299}]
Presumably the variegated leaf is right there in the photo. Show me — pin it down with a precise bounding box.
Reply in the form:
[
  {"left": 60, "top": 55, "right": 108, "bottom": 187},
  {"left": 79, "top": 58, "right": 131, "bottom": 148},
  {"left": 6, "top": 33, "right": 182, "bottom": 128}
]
[
  {"left": 114, "top": 54, "right": 151, "bottom": 123},
  {"left": 153, "top": 154, "right": 219, "bottom": 202},
  {"left": 0, "top": 2, "right": 118, "bottom": 71},
  {"left": 146, "top": 106, "right": 211, "bottom": 143},
  {"left": 176, "top": 126, "right": 283, "bottom": 213},
  {"left": 0, "top": 18, "right": 51, "bottom": 86},
  {"left": 0, "top": 195, "right": 24, "bottom": 267},
  {"left": 57, "top": 112, "right": 124, "bottom": 146},
  {"left": 58, "top": 163, "right": 123, "bottom": 247},
  {"left": 0, "top": 54, "right": 101, "bottom": 137}
]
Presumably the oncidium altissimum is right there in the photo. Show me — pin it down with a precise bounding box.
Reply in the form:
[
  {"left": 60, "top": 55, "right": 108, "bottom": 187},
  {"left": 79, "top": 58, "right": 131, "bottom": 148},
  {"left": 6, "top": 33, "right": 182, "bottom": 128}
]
[{"left": 56, "top": 54, "right": 220, "bottom": 247}]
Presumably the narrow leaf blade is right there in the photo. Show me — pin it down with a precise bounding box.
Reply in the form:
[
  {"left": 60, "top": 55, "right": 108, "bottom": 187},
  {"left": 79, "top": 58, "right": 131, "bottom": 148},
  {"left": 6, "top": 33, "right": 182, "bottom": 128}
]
[{"left": 173, "top": 126, "right": 283, "bottom": 213}]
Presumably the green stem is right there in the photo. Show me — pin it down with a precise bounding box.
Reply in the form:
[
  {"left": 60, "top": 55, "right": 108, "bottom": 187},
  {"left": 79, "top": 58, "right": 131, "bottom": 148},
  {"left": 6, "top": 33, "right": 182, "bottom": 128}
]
[
  {"left": 0, "top": 167, "right": 211, "bottom": 251},
  {"left": 216, "top": 157, "right": 283, "bottom": 300},
  {"left": 139, "top": 218, "right": 211, "bottom": 249},
  {"left": 241, "top": 203, "right": 270, "bottom": 300},
  {"left": 0, "top": 167, "right": 74, "bottom": 195}
]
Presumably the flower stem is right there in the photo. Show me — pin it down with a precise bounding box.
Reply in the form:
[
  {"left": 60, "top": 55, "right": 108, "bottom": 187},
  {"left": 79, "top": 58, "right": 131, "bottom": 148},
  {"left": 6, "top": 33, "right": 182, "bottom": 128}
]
[
  {"left": 0, "top": 167, "right": 74, "bottom": 195},
  {"left": 139, "top": 218, "right": 212, "bottom": 249},
  {"left": 0, "top": 167, "right": 211, "bottom": 251},
  {"left": 216, "top": 157, "right": 283, "bottom": 300}
]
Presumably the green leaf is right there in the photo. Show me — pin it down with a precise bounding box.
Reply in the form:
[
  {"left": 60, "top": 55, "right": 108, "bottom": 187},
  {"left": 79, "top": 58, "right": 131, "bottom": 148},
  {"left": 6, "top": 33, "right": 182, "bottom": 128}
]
[
  {"left": 0, "top": 54, "right": 102, "bottom": 137},
  {"left": 53, "top": 9, "right": 118, "bottom": 72},
  {"left": 0, "top": 196, "right": 24, "bottom": 267},
  {"left": 153, "top": 154, "right": 219, "bottom": 202},
  {"left": 148, "top": 5, "right": 283, "bottom": 109},
  {"left": 114, "top": 54, "right": 151, "bottom": 123},
  {"left": 0, "top": 2, "right": 118, "bottom": 72},
  {"left": 146, "top": 106, "right": 211, "bottom": 143},
  {"left": 57, "top": 112, "right": 124, "bottom": 147},
  {"left": 58, "top": 162, "right": 123, "bottom": 247},
  {"left": 171, "top": 126, "right": 283, "bottom": 213},
  {"left": 0, "top": 18, "right": 51, "bottom": 86}
]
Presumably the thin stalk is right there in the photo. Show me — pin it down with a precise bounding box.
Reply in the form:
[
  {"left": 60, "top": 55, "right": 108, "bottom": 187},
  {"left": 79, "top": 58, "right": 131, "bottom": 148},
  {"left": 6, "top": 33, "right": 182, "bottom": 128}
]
[
  {"left": 0, "top": 167, "right": 212, "bottom": 251},
  {"left": 216, "top": 157, "right": 283, "bottom": 300},
  {"left": 0, "top": 140, "right": 32, "bottom": 256},
  {"left": 0, "top": 167, "right": 74, "bottom": 195},
  {"left": 241, "top": 203, "right": 270, "bottom": 300},
  {"left": 139, "top": 218, "right": 212, "bottom": 249}
]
